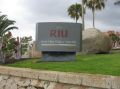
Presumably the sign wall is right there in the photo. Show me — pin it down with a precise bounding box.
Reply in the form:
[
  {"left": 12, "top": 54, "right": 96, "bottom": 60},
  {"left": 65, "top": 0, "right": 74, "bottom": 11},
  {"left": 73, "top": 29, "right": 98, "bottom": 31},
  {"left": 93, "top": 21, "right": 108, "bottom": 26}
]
[{"left": 36, "top": 22, "right": 82, "bottom": 52}]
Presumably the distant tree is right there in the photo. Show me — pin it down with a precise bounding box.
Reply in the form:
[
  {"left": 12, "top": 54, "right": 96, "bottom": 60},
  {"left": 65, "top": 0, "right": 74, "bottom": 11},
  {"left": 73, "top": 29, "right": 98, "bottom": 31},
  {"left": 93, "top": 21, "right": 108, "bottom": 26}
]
[
  {"left": 109, "top": 33, "right": 120, "bottom": 47},
  {"left": 68, "top": 3, "right": 82, "bottom": 23},
  {"left": 110, "top": 33, "right": 119, "bottom": 41},
  {"left": 20, "top": 36, "right": 32, "bottom": 55},
  {"left": 0, "top": 13, "right": 18, "bottom": 63},
  {"left": 86, "top": 0, "right": 107, "bottom": 28},
  {"left": 21, "top": 36, "right": 32, "bottom": 43},
  {"left": 2, "top": 32, "right": 19, "bottom": 63}
]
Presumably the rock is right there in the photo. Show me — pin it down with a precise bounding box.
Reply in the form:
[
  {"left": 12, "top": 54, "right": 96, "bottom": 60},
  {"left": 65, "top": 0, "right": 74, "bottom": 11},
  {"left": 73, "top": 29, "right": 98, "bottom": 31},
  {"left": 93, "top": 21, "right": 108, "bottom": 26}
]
[
  {"left": 45, "top": 82, "right": 56, "bottom": 89},
  {"left": 0, "top": 76, "right": 3, "bottom": 82},
  {"left": 18, "top": 87, "right": 26, "bottom": 89},
  {"left": 30, "top": 79, "right": 42, "bottom": 87},
  {"left": 26, "top": 86, "right": 37, "bottom": 89},
  {"left": 14, "top": 77, "right": 30, "bottom": 87},
  {"left": 82, "top": 28, "right": 112, "bottom": 54},
  {"left": 0, "top": 80, "right": 6, "bottom": 88},
  {"left": 5, "top": 78, "right": 17, "bottom": 89},
  {"left": 2, "top": 75, "right": 9, "bottom": 80},
  {"left": 70, "top": 87, "right": 82, "bottom": 89},
  {"left": 0, "top": 75, "right": 9, "bottom": 82}
]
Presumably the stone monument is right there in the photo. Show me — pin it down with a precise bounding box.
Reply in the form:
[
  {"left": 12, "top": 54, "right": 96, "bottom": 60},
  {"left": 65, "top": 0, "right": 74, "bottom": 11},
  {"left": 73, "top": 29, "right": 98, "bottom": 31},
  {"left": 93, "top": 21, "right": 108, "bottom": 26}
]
[
  {"left": 36, "top": 22, "right": 82, "bottom": 61},
  {"left": 82, "top": 28, "right": 112, "bottom": 54}
]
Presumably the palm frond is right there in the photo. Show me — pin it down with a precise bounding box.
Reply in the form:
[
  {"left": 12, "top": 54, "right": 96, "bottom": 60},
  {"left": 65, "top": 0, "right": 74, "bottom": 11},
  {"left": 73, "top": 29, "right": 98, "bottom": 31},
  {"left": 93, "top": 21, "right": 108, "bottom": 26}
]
[
  {"left": 0, "top": 14, "right": 17, "bottom": 36},
  {"left": 1, "top": 27, "right": 18, "bottom": 36},
  {"left": 86, "top": 0, "right": 106, "bottom": 10},
  {"left": 115, "top": 1, "right": 120, "bottom": 5},
  {"left": 0, "top": 19, "right": 16, "bottom": 33},
  {"left": 67, "top": 3, "right": 82, "bottom": 22}
]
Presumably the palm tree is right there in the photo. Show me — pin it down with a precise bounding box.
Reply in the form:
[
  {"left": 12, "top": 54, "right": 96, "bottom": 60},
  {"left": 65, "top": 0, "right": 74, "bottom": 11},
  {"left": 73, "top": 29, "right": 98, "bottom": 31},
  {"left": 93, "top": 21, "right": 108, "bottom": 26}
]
[
  {"left": 0, "top": 15, "right": 18, "bottom": 36},
  {"left": 68, "top": 3, "right": 82, "bottom": 23},
  {"left": 86, "top": 0, "right": 106, "bottom": 28},
  {"left": 0, "top": 14, "right": 18, "bottom": 63},
  {"left": 82, "top": 0, "right": 88, "bottom": 30}
]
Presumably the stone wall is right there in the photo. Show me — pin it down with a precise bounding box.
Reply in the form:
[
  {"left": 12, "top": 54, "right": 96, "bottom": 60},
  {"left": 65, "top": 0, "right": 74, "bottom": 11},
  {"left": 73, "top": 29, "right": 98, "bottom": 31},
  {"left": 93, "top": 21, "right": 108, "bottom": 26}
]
[{"left": 0, "top": 66, "right": 120, "bottom": 89}]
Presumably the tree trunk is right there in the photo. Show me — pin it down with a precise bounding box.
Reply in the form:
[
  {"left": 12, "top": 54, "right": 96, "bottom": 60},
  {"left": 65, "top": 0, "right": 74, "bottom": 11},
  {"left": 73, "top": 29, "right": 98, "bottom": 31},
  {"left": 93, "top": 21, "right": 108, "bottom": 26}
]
[
  {"left": 82, "top": 0, "right": 85, "bottom": 30},
  {"left": 0, "top": 37, "right": 5, "bottom": 64},
  {"left": 76, "top": 18, "right": 77, "bottom": 23},
  {"left": 92, "top": 8, "right": 95, "bottom": 28},
  {"left": 0, "top": 37, "right": 3, "bottom": 63}
]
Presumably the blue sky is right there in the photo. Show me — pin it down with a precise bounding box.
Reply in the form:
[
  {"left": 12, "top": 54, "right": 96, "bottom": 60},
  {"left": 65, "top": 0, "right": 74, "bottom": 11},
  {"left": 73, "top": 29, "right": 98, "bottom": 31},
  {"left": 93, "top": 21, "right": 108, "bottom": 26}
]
[{"left": 0, "top": 0, "right": 120, "bottom": 40}]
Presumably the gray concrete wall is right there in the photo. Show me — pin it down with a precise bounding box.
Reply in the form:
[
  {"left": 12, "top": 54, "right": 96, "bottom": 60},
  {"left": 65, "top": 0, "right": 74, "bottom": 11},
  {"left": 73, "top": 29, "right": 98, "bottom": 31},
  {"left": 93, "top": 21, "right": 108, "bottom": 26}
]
[{"left": 0, "top": 66, "right": 120, "bottom": 89}]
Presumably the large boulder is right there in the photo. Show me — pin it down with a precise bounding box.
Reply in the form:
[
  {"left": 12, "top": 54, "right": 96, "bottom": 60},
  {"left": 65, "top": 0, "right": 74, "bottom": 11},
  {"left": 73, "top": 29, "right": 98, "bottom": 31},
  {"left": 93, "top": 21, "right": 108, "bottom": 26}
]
[{"left": 82, "top": 28, "right": 112, "bottom": 54}]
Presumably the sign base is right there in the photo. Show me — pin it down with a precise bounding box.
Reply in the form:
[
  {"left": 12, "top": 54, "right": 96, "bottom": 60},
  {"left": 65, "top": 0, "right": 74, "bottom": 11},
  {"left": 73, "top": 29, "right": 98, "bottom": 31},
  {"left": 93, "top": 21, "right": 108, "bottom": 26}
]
[{"left": 42, "top": 51, "right": 76, "bottom": 61}]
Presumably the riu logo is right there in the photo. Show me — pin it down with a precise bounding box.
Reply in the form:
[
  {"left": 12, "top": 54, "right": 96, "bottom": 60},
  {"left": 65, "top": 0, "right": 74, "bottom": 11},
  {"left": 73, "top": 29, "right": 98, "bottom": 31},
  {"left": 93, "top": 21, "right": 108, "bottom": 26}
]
[{"left": 49, "top": 29, "right": 68, "bottom": 38}]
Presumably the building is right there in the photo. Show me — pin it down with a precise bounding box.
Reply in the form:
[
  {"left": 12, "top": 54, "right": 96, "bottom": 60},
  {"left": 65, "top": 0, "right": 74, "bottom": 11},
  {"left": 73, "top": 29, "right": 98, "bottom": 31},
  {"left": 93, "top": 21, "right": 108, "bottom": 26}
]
[{"left": 29, "top": 41, "right": 42, "bottom": 58}]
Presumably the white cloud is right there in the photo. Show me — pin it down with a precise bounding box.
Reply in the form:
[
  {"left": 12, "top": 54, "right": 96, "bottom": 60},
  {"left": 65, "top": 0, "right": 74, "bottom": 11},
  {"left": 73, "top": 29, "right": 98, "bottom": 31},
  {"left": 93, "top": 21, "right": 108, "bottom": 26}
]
[{"left": 0, "top": 0, "right": 120, "bottom": 40}]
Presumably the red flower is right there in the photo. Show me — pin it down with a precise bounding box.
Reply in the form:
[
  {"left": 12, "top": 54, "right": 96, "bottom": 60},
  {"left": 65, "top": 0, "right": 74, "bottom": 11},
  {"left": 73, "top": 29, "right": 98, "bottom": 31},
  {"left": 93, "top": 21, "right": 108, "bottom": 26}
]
[{"left": 8, "top": 32, "right": 12, "bottom": 37}]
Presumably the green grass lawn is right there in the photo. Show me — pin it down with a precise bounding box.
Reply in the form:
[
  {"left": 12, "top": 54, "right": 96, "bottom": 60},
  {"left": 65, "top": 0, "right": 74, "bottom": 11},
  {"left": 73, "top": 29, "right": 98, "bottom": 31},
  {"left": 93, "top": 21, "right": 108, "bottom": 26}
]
[{"left": 6, "top": 53, "right": 120, "bottom": 76}]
